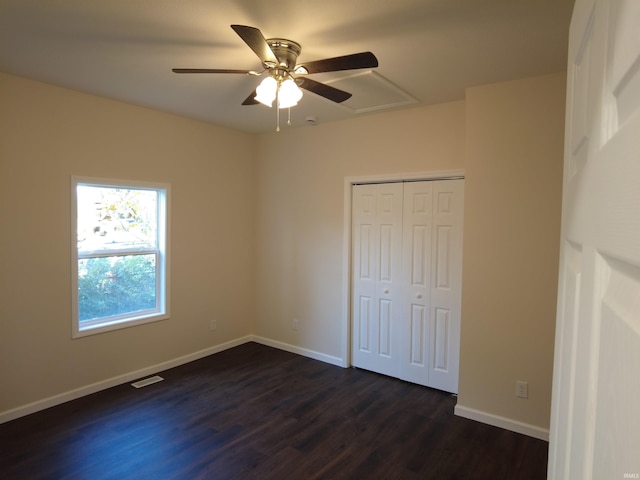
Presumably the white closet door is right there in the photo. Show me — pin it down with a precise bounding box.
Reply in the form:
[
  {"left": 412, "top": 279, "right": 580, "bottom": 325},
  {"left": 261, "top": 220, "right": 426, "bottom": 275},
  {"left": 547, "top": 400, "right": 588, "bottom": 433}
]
[
  {"left": 352, "top": 180, "right": 463, "bottom": 393},
  {"left": 351, "top": 183, "right": 404, "bottom": 378},
  {"left": 399, "top": 181, "right": 433, "bottom": 386},
  {"left": 426, "top": 179, "right": 464, "bottom": 393},
  {"left": 400, "top": 180, "right": 464, "bottom": 392}
]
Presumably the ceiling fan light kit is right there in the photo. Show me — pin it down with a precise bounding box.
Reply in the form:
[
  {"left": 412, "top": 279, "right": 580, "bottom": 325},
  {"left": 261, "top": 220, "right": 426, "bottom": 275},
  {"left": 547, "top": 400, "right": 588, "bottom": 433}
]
[
  {"left": 254, "top": 73, "right": 303, "bottom": 109},
  {"left": 254, "top": 76, "right": 278, "bottom": 106},
  {"left": 172, "top": 24, "right": 378, "bottom": 131},
  {"left": 277, "top": 78, "right": 303, "bottom": 108}
]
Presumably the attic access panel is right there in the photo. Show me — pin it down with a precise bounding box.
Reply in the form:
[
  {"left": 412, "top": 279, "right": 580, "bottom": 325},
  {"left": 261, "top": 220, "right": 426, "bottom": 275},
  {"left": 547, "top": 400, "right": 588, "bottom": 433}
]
[{"left": 328, "top": 70, "right": 418, "bottom": 114}]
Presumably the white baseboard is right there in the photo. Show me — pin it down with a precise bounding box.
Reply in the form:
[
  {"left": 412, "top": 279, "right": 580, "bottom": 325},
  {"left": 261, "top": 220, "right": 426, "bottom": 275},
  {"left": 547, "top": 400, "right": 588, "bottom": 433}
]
[
  {"left": 0, "top": 336, "right": 252, "bottom": 425},
  {"left": 250, "top": 335, "right": 344, "bottom": 367},
  {"left": 0, "top": 335, "right": 346, "bottom": 424},
  {"left": 2, "top": 335, "right": 550, "bottom": 445},
  {"left": 454, "top": 404, "right": 549, "bottom": 441}
]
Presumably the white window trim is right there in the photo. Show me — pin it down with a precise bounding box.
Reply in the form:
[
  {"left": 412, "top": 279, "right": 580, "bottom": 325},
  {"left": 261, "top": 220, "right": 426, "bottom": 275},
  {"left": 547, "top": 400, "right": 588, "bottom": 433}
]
[{"left": 71, "top": 176, "right": 171, "bottom": 338}]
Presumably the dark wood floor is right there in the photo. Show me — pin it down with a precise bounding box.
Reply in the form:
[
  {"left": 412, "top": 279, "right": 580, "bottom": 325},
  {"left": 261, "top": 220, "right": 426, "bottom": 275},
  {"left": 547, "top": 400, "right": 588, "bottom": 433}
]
[{"left": 0, "top": 342, "right": 548, "bottom": 479}]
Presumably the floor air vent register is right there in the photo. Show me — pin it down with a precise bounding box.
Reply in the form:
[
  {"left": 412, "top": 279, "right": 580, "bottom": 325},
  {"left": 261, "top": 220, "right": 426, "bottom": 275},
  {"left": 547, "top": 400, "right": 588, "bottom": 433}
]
[{"left": 130, "top": 376, "right": 164, "bottom": 389}]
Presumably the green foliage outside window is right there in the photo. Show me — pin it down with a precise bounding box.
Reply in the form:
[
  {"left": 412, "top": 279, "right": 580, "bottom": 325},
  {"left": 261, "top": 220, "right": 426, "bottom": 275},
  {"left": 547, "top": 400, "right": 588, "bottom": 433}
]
[{"left": 78, "top": 254, "right": 157, "bottom": 322}]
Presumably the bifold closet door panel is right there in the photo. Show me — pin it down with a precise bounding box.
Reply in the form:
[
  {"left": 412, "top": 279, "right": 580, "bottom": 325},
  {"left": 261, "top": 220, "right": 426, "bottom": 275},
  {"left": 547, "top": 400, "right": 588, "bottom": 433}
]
[
  {"left": 399, "top": 181, "right": 433, "bottom": 386},
  {"left": 427, "top": 179, "right": 464, "bottom": 393},
  {"left": 351, "top": 183, "right": 403, "bottom": 378}
]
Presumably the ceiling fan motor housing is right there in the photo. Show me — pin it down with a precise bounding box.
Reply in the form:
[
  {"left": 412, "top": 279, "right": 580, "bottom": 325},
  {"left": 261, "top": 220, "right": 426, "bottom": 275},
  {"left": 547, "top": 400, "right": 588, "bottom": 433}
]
[{"left": 266, "top": 38, "right": 302, "bottom": 72}]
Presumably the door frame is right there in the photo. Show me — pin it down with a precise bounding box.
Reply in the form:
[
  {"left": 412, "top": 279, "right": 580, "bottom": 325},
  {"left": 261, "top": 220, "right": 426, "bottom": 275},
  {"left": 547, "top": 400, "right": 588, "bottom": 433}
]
[{"left": 340, "top": 169, "right": 465, "bottom": 367}]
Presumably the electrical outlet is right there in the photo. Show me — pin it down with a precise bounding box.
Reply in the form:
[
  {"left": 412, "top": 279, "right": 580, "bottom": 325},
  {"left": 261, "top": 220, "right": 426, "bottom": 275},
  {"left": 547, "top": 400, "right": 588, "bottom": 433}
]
[
  {"left": 516, "top": 381, "right": 528, "bottom": 399},
  {"left": 292, "top": 318, "right": 299, "bottom": 331},
  {"left": 210, "top": 319, "right": 217, "bottom": 331}
]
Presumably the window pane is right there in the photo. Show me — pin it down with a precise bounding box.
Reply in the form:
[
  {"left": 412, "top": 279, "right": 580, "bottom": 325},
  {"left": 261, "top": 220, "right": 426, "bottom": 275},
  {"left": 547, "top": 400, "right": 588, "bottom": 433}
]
[
  {"left": 77, "top": 185, "right": 158, "bottom": 252},
  {"left": 78, "top": 254, "right": 157, "bottom": 322}
]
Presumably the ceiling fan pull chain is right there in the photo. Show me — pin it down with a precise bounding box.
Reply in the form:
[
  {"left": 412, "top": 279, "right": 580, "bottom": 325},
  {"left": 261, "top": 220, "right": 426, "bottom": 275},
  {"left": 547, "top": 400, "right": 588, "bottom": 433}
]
[
  {"left": 287, "top": 107, "right": 292, "bottom": 126},
  {"left": 276, "top": 86, "right": 281, "bottom": 132}
]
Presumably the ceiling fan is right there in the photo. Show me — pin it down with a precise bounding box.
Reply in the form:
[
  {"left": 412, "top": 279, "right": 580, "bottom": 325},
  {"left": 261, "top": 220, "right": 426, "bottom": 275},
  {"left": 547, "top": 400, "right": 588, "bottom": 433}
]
[{"left": 172, "top": 25, "right": 378, "bottom": 129}]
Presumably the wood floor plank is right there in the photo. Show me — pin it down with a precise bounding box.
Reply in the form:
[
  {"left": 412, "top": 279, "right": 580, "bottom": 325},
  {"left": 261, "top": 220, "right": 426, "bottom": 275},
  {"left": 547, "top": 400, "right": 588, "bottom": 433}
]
[{"left": 0, "top": 342, "right": 548, "bottom": 479}]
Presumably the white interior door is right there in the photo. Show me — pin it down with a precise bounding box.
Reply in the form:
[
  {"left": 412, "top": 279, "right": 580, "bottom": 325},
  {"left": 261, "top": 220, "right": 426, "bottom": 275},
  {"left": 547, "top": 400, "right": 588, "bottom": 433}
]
[
  {"left": 548, "top": 0, "right": 640, "bottom": 478},
  {"left": 352, "top": 180, "right": 463, "bottom": 393},
  {"left": 351, "top": 182, "right": 403, "bottom": 378}
]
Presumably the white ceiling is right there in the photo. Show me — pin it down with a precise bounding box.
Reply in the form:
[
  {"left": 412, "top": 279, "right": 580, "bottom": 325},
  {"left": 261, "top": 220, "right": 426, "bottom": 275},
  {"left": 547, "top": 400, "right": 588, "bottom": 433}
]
[{"left": 0, "top": 0, "right": 575, "bottom": 134}]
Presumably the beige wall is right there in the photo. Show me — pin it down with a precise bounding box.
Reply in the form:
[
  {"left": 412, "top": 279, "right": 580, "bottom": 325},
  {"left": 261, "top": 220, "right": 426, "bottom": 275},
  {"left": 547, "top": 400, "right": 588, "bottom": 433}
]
[
  {"left": 254, "top": 73, "right": 565, "bottom": 432},
  {"left": 253, "top": 102, "right": 466, "bottom": 358},
  {"left": 458, "top": 73, "right": 566, "bottom": 429},
  {"left": 0, "top": 73, "right": 256, "bottom": 413},
  {"left": 1, "top": 70, "right": 565, "bottom": 434}
]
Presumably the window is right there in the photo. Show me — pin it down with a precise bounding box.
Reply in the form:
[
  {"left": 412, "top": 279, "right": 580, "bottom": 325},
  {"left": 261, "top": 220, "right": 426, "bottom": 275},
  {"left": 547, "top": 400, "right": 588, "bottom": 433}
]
[{"left": 71, "top": 177, "right": 169, "bottom": 337}]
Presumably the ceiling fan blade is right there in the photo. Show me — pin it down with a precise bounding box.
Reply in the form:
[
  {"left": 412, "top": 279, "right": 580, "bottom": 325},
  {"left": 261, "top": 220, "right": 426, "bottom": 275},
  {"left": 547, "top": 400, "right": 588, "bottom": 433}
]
[
  {"left": 295, "top": 52, "right": 378, "bottom": 75},
  {"left": 231, "top": 25, "right": 278, "bottom": 66},
  {"left": 172, "top": 68, "right": 254, "bottom": 74},
  {"left": 242, "top": 90, "right": 259, "bottom": 105},
  {"left": 297, "top": 77, "right": 352, "bottom": 103}
]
